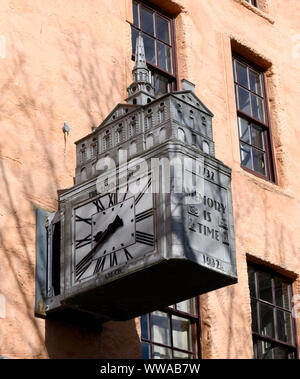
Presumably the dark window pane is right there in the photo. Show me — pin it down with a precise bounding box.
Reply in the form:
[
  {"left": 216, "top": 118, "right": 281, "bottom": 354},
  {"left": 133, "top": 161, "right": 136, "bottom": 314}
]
[
  {"left": 141, "top": 314, "right": 149, "bottom": 339},
  {"left": 240, "top": 142, "right": 252, "bottom": 170},
  {"left": 238, "top": 117, "right": 251, "bottom": 144},
  {"left": 234, "top": 84, "right": 239, "bottom": 108},
  {"left": 258, "top": 271, "right": 273, "bottom": 303},
  {"left": 238, "top": 87, "right": 251, "bottom": 115},
  {"left": 253, "top": 339, "right": 258, "bottom": 359},
  {"left": 154, "top": 73, "right": 169, "bottom": 96},
  {"left": 141, "top": 341, "right": 150, "bottom": 358},
  {"left": 277, "top": 310, "right": 293, "bottom": 344},
  {"left": 253, "top": 148, "right": 266, "bottom": 176},
  {"left": 256, "top": 339, "right": 273, "bottom": 359},
  {"left": 131, "top": 27, "right": 139, "bottom": 55},
  {"left": 151, "top": 311, "right": 171, "bottom": 345},
  {"left": 250, "top": 70, "right": 262, "bottom": 96},
  {"left": 141, "top": 6, "right": 154, "bottom": 36},
  {"left": 251, "top": 300, "right": 259, "bottom": 333},
  {"left": 236, "top": 62, "right": 249, "bottom": 88},
  {"left": 157, "top": 15, "right": 170, "bottom": 43},
  {"left": 158, "top": 42, "right": 172, "bottom": 72},
  {"left": 274, "top": 278, "right": 290, "bottom": 310},
  {"left": 251, "top": 125, "right": 265, "bottom": 150},
  {"left": 273, "top": 345, "right": 292, "bottom": 359},
  {"left": 252, "top": 94, "right": 265, "bottom": 123},
  {"left": 143, "top": 33, "right": 156, "bottom": 65},
  {"left": 133, "top": 2, "right": 139, "bottom": 27},
  {"left": 248, "top": 265, "right": 256, "bottom": 297},
  {"left": 260, "top": 303, "right": 275, "bottom": 339}
]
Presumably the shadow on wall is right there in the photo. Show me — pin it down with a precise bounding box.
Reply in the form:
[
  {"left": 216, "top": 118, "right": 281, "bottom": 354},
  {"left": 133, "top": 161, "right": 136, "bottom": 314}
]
[
  {"left": 45, "top": 319, "right": 141, "bottom": 359},
  {"left": 0, "top": 21, "right": 142, "bottom": 358}
]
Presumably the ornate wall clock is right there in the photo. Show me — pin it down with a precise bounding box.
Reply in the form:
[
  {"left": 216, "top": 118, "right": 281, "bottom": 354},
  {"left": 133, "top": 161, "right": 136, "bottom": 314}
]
[
  {"left": 73, "top": 174, "right": 155, "bottom": 283},
  {"left": 35, "top": 37, "right": 237, "bottom": 321}
]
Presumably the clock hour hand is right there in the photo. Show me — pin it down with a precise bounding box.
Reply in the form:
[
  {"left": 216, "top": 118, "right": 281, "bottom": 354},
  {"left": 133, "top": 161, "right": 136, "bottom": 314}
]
[
  {"left": 93, "top": 215, "right": 123, "bottom": 246},
  {"left": 75, "top": 215, "right": 123, "bottom": 279}
]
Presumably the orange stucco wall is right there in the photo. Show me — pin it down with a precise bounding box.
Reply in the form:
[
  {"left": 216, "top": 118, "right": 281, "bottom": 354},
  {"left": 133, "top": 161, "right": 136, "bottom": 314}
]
[{"left": 0, "top": 0, "right": 299, "bottom": 358}]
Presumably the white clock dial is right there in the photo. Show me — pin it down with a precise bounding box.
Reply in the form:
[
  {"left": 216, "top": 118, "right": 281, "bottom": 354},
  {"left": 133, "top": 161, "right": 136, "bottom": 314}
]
[
  {"left": 73, "top": 174, "right": 155, "bottom": 282},
  {"left": 91, "top": 197, "right": 135, "bottom": 257}
]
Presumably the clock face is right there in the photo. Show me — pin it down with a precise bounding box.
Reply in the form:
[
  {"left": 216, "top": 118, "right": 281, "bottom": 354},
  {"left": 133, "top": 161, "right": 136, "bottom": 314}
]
[{"left": 73, "top": 175, "right": 155, "bottom": 282}]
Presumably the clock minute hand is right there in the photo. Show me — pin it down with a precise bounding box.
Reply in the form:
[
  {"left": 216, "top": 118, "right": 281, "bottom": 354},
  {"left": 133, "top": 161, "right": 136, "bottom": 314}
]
[{"left": 75, "top": 215, "right": 123, "bottom": 278}]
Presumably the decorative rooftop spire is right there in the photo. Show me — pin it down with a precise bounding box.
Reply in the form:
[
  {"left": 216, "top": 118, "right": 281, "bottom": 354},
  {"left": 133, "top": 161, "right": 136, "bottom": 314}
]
[
  {"left": 126, "top": 35, "right": 155, "bottom": 105},
  {"left": 132, "top": 35, "right": 151, "bottom": 84},
  {"left": 134, "top": 35, "right": 148, "bottom": 70}
]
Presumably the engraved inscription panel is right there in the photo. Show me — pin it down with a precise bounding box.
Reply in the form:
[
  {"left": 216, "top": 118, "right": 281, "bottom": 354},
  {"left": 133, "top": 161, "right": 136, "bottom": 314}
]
[{"left": 184, "top": 178, "right": 233, "bottom": 274}]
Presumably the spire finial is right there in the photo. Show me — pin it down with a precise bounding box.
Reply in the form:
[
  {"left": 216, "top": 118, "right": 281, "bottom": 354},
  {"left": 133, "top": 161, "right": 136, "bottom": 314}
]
[{"left": 134, "top": 35, "right": 147, "bottom": 70}]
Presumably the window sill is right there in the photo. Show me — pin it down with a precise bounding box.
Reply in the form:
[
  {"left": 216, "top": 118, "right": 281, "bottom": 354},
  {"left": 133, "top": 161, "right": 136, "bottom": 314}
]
[
  {"left": 236, "top": 165, "right": 294, "bottom": 200},
  {"left": 234, "top": 0, "right": 274, "bottom": 25}
]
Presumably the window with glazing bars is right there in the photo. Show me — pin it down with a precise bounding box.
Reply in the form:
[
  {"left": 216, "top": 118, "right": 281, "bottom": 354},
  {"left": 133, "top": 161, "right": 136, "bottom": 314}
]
[
  {"left": 248, "top": 263, "right": 298, "bottom": 359},
  {"left": 131, "top": 0, "right": 177, "bottom": 96},
  {"left": 232, "top": 56, "right": 275, "bottom": 181},
  {"left": 140, "top": 297, "right": 201, "bottom": 359}
]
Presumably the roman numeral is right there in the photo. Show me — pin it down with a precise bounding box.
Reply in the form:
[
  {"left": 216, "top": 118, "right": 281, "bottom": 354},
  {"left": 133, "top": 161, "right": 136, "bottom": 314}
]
[
  {"left": 136, "top": 208, "right": 153, "bottom": 223},
  {"left": 136, "top": 231, "right": 155, "bottom": 246},
  {"left": 75, "top": 252, "right": 94, "bottom": 280},
  {"left": 135, "top": 176, "right": 152, "bottom": 205},
  {"left": 75, "top": 264, "right": 90, "bottom": 280},
  {"left": 75, "top": 233, "right": 92, "bottom": 249},
  {"left": 93, "top": 256, "right": 106, "bottom": 275},
  {"left": 110, "top": 252, "right": 118, "bottom": 267},
  {"left": 75, "top": 215, "right": 92, "bottom": 225},
  {"left": 76, "top": 262, "right": 91, "bottom": 281},
  {"left": 108, "top": 192, "right": 117, "bottom": 207},
  {"left": 93, "top": 198, "right": 105, "bottom": 212},
  {"left": 124, "top": 248, "right": 133, "bottom": 261}
]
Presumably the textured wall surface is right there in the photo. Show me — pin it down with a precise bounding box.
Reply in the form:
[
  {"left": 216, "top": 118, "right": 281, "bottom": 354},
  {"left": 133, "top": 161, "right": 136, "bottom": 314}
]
[{"left": 0, "top": 0, "right": 299, "bottom": 358}]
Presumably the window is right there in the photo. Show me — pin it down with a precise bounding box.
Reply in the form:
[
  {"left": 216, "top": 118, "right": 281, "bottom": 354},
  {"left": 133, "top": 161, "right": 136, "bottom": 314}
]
[
  {"left": 232, "top": 56, "right": 275, "bottom": 181},
  {"left": 79, "top": 144, "right": 86, "bottom": 163},
  {"left": 90, "top": 138, "right": 98, "bottom": 158},
  {"left": 248, "top": 263, "right": 298, "bottom": 359},
  {"left": 131, "top": 0, "right": 177, "bottom": 96},
  {"left": 140, "top": 297, "right": 201, "bottom": 359},
  {"left": 115, "top": 124, "right": 123, "bottom": 145},
  {"left": 245, "top": 0, "right": 258, "bottom": 7}
]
